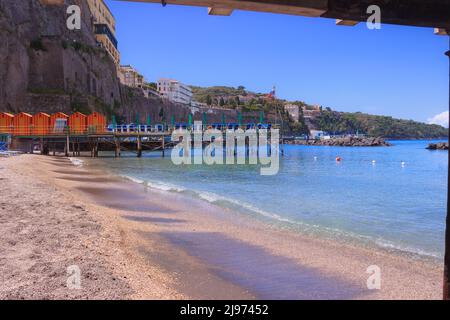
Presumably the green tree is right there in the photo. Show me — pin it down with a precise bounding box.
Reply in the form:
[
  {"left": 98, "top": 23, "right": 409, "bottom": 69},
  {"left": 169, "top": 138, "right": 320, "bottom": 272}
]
[{"left": 206, "top": 95, "right": 212, "bottom": 106}]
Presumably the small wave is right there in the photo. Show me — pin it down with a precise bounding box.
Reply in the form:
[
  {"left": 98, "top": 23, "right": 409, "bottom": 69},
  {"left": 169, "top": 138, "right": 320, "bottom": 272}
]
[
  {"left": 69, "top": 157, "right": 84, "bottom": 167},
  {"left": 118, "top": 175, "right": 442, "bottom": 260},
  {"left": 146, "top": 180, "right": 186, "bottom": 193},
  {"left": 373, "top": 239, "right": 442, "bottom": 259},
  {"left": 120, "top": 175, "right": 186, "bottom": 193},
  {"left": 121, "top": 175, "right": 144, "bottom": 184}
]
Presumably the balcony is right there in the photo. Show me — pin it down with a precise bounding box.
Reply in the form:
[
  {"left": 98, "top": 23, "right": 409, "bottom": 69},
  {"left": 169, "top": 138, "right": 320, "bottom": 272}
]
[{"left": 94, "top": 24, "right": 118, "bottom": 49}]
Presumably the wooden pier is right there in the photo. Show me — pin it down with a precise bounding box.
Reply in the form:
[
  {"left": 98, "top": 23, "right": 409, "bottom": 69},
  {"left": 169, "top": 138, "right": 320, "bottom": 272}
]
[
  {"left": 9, "top": 129, "right": 283, "bottom": 158},
  {"left": 9, "top": 131, "right": 177, "bottom": 158}
]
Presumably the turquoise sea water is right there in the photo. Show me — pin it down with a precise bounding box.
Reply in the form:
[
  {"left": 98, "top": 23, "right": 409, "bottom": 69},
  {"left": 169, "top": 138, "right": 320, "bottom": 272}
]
[{"left": 86, "top": 140, "right": 448, "bottom": 260}]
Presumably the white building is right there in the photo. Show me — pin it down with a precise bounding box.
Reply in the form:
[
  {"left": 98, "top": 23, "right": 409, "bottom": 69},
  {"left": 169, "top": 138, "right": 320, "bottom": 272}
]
[
  {"left": 284, "top": 104, "right": 300, "bottom": 122},
  {"left": 119, "top": 65, "right": 144, "bottom": 88},
  {"left": 310, "top": 130, "right": 326, "bottom": 139},
  {"left": 157, "top": 78, "right": 193, "bottom": 105}
]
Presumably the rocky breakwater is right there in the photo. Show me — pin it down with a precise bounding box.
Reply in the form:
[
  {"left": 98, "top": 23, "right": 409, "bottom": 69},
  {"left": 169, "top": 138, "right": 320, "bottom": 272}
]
[
  {"left": 426, "top": 142, "right": 449, "bottom": 150},
  {"left": 287, "top": 136, "right": 392, "bottom": 147}
]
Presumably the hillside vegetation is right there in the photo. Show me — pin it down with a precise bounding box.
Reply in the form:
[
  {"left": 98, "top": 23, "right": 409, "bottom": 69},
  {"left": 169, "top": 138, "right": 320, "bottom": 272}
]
[
  {"left": 191, "top": 85, "right": 448, "bottom": 139},
  {"left": 311, "top": 111, "right": 448, "bottom": 139}
]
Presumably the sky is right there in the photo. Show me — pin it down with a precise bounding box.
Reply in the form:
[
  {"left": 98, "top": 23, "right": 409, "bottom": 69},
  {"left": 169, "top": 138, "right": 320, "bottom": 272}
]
[{"left": 106, "top": 0, "right": 449, "bottom": 125}]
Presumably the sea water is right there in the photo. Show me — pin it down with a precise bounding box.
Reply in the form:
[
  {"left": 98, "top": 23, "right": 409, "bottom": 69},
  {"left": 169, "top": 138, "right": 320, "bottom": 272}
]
[{"left": 86, "top": 140, "right": 448, "bottom": 260}]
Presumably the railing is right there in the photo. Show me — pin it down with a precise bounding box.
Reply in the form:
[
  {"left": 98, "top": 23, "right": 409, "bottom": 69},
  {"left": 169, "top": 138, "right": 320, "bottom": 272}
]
[
  {"left": 0, "top": 125, "right": 107, "bottom": 136},
  {"left": 0, "top": 123, "right": 281, "bottom": 136}
]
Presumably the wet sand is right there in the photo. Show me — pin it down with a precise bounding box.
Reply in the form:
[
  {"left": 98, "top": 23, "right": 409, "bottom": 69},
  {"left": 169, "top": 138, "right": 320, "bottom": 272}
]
[{"left": 0, "top": 154, "right": 444, "bottom": 299}]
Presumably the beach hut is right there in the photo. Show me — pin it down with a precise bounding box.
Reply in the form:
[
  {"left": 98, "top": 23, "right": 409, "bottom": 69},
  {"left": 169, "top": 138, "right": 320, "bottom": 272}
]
[
  {"left": 0, "top": 113, "right": 14, "bottom": 134},
  {"left": 87, "top": 112, "right": 106, "bottom": 133},
  {"left": 50, "top": 112, "right": 69, "bottom": 134},
  {"left": 68, "top": 112, "right": 87, "bottom": 134},
  {"left": 13, "top": 112, "right": 32, "bottom": 136},
  {"left": 32, "top": 112, "right": 50, "bottom": 135}
]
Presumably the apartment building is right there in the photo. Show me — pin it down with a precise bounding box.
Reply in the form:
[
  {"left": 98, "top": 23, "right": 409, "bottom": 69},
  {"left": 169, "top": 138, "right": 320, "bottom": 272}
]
[
  {"left": 118, "top": 65, "right": 145, "bottom": 88},
  {"left": 157, "top": 79, "right": 193, "bottom": 105},
  {"left": 87, "top": 0, "right": 120, "bottom": 65}
]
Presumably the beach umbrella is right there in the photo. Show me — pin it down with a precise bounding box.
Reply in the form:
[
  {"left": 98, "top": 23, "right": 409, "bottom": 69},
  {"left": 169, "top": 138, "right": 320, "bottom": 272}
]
[{"left": 203, "top": 112, "right": 207, "bottom": 127}]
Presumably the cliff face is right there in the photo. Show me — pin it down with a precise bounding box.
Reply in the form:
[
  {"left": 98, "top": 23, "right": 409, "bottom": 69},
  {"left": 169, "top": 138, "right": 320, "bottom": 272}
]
[
  {"left": 0, "top": 0, "right": 160, "bottom": 121},
  {"left": 0, "top": 0, "right": 121, "bottom": 114},
  {"left": 0, "top": 0, "right": 271, "bottom": 125}
]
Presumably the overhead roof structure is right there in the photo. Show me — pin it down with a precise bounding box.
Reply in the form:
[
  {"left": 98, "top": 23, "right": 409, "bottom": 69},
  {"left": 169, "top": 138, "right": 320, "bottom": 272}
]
[
  {"left": 120, "top": 0, "right": 450, "bottom": 30},
  {"left": 118, "top": 0, "right": 450, "bottom": 300}
]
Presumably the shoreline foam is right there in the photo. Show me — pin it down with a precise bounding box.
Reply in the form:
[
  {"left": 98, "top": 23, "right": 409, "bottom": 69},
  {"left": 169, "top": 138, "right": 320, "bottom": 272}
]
[{"left": 116, "top": 172, "right": 443, "bottom": 262}]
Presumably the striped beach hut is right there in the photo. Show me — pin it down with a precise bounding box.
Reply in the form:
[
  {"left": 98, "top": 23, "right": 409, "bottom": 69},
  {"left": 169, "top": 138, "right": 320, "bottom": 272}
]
[
  {"left": 50, "top": 112, "right": 69, "bottom": 134},
  {"left": 32, "top": 112, "right": 50, "bottom": 135},
  {"left": 87, "top": 112, "right": 106, "bottom": 134},
  {"left": 0, "top": 112, "right": 14, "bottom": 134},
  {"left": 13, "top": 112, "right": 32, "bottom": 136},
  {"left": 68, "top": 112, "right": 87, "bottom": 134}
]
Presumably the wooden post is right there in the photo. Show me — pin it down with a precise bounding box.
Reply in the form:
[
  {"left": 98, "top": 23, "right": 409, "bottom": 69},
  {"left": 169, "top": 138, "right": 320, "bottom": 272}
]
[
  {"left": 114, "top": 136, "right": 121, "bottom": 158},
  {"left": 443, "top": 41, "right": 450, "bottom": 300},
  {"left": 91, "top": 139, "right": 95, "bottom": 158},
  {"left": 40, "top": 138, "right": 44, "bottom": 155},
  {"left": 95, "top": 139, "right": 99, "bottom": 157},
  {"left": 65, "top": 135, "right": 70, "bottom": 157},
  {"left": 162, "top": 135, "right": 165, "bottom": 158},
  {"left": 137, "top": 135, "right": 142, "bottom": 158}
]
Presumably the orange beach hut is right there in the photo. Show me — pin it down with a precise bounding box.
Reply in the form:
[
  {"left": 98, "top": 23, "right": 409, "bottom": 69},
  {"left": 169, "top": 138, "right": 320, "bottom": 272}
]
[
  {"left": 50, "top": 112, "right": 69, "bottom": 134},
  {"left": 0, "top": 112, "right": 14, "bottom": 134},
  {"left": 13, "top": 112, "right": 32, "bottom": 136},
  {"left": 32, "top": 112, "right": 50, "bottom": 135},
  {"left": 87, "top": 112, "right": 106, "bottom": 133},
  {"left": 68, "top": 112, "right": 87, "bottom": 134}
]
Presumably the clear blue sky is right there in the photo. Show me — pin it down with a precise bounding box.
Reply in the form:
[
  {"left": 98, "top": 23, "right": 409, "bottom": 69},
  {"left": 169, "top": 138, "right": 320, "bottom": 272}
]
[{"left": 106, "top": 1, "right": 449, "bottom": 124}]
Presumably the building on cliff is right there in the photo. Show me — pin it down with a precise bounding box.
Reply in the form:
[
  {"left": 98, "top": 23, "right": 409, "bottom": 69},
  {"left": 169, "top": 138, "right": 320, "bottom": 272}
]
[
  {"left": 284, "top": 104, "right": 300, "bottom": 122},
  {"left": 119, "top": 65, "right": 145, "bottom": 88},
  {"left": 157, "top": 78, "right": 193, "bottom": 105},
  {"left": 87, "top": 0, "right": 120, "bottom": 65}
]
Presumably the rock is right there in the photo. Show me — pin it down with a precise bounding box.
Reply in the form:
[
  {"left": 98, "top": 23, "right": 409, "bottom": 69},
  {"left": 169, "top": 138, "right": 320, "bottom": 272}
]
[
  {"left": 426, "top": 142, "right": 448, "bottom": 150},
  {"left": 289, "top": 136, "right": 391, "bottom": 147}
]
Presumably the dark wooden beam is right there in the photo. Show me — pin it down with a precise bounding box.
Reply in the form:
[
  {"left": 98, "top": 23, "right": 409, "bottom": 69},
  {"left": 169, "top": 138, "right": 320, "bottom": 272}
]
[
  {"left": 120, "top": 0, "right": 450, "bottom": 29},
  {"left": 323, "top": 0, "right": 450, "bottom": 29}
]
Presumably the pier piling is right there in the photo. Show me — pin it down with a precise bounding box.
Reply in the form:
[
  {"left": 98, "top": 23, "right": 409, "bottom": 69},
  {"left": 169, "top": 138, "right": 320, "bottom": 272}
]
[
  {"left": 65, "top": 135, "right": 70, "bottom": 157},
  {"left": 137, "top": 135, "right": 142, "bottom": 158},
  {"left": 114, "top": 137, "right": 121, "bottom": 158}
]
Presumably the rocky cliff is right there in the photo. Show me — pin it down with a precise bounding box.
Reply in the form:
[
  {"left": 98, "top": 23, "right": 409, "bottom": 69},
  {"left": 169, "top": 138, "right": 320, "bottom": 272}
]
[{"left": 0, "top": 0, "right": 239, "bottom": 124}]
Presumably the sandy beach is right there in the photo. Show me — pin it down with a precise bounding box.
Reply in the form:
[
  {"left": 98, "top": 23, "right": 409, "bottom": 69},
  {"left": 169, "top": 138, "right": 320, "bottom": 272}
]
[{"left": 0, "top": 154, "right": 444, "bottom": 299}]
